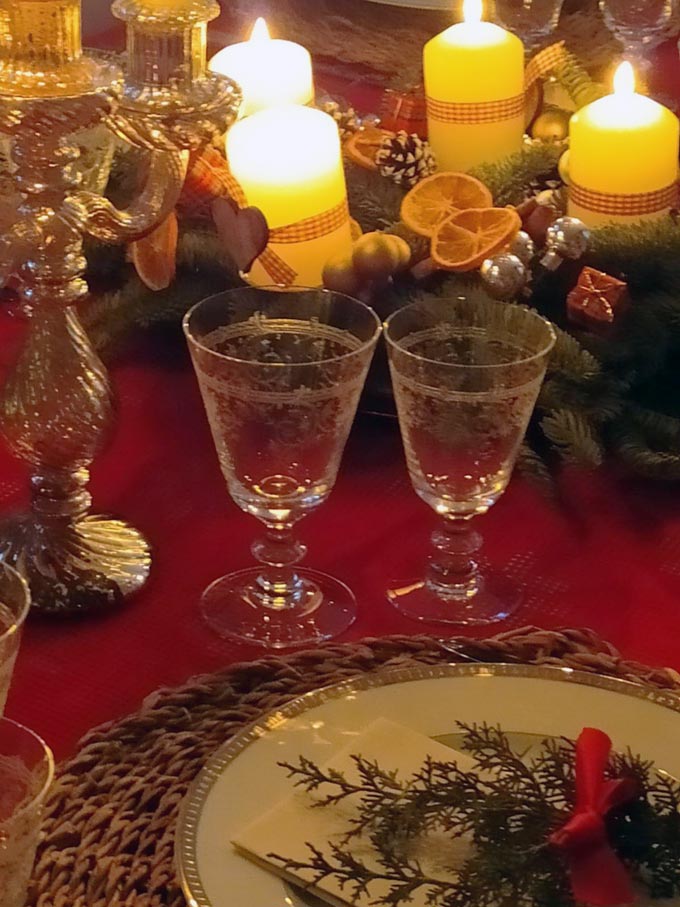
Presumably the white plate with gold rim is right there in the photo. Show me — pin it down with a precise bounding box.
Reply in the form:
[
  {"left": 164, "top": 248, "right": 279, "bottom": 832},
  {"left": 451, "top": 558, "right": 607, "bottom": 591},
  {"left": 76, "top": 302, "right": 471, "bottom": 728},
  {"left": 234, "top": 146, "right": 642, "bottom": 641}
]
[{"left": 176, "top": 663, "right": 680, "bottom": 907}]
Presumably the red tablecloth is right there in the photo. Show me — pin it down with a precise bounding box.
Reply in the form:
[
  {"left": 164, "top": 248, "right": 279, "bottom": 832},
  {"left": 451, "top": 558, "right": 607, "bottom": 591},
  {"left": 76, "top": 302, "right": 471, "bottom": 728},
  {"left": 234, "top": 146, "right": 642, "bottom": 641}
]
[
  {"left": 3, "top": 27, "right": 680, "bottom": 762},
  {"left": 3, "top": 310, "right": 680, "bottom": 761}
]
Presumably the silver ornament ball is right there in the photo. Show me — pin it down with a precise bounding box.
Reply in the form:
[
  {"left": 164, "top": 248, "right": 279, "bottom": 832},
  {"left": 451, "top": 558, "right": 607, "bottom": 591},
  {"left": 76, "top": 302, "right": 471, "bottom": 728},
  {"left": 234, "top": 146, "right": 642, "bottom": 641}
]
[
  {"left": 545, "top": 216, "right": 590, "bottom": 260},
  {"left": 480, "top": 253, "right": 528, "bottom": 301},
  {"left": 509, "top": 230, "right": 535, "bottom": 266}
]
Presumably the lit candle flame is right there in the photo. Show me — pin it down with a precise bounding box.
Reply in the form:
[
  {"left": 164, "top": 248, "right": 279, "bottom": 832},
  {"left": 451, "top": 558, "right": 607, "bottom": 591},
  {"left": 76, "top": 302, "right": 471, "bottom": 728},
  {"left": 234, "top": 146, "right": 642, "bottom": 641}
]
[
  {"left": 463, "top": 0, "right": 483, "bottom": 23},
  {"left": 613, "top": 61, "right": 635, "bottom": 96},
  {"left": 250, "top": 17, "right": 270, "bottom": 42}
]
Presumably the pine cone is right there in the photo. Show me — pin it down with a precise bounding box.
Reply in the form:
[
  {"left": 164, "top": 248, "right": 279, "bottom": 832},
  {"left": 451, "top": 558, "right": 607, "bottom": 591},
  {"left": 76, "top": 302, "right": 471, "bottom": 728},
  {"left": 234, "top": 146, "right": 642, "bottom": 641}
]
[
  {"left": 375, "top": 131, "right": 437, "bottom": 188},
  {"left": 321, "top": 100, "right": 361, "bottom": 142}
]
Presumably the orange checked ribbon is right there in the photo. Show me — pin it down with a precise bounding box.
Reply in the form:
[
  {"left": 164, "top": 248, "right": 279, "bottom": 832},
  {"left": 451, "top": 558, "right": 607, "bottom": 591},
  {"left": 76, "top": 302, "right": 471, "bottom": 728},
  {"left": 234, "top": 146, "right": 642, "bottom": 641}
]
[
  {"left": 221, "top": 165, "right": 349, "bottom": 287},
  {"left": 426, "top": 41, "right": 568, "bottom": 127},
  {"left": 570, "top": 181, "right": 679, "bottom": 217}
]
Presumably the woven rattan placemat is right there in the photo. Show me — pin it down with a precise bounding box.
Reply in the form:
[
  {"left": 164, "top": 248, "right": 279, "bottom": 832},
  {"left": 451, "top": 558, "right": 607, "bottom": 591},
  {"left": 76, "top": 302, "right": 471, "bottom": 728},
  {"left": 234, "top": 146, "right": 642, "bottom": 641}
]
[{"left": 29, "top": 628, "right": 680, "bottom": 907}]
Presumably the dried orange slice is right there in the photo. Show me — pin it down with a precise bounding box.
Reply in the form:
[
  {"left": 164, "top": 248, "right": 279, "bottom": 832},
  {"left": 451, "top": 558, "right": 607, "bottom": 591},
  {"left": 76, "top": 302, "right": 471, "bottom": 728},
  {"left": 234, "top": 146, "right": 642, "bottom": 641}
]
[
  {"left": 345, "top": 126, "right": 394, "bottom": 171},
  {"left": 130, "top": 210, "right": 179, "bottom": 291},
  {"left": 431, "top": 207, "right": 521, "bottom": 272},
  {"left": 401, "top": 172, "right": 494, "bottom": 238}
]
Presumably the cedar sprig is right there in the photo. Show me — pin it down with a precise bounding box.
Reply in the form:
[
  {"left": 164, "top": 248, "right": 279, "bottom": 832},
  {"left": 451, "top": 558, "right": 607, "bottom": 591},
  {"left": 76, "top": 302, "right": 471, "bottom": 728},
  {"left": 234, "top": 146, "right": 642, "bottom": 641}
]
[{"left": 269, "top": 723, "right": 680, "bottom": 907}]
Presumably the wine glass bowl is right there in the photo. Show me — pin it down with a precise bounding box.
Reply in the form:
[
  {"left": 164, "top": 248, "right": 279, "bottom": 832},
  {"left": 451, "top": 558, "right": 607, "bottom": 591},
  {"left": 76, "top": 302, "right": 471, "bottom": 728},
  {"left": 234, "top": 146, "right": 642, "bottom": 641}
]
[
  {"left": 493, "top": 0, "right": 566, "bottom": 53},
  {"left": 599, "top": 0, "right": 674, "bottom": 66},
  {"left": 184, "top": 287, "right": 381, "bottom": 649},
  {"left": 385, "top": 297, "right": 555, "bottom": 626}
]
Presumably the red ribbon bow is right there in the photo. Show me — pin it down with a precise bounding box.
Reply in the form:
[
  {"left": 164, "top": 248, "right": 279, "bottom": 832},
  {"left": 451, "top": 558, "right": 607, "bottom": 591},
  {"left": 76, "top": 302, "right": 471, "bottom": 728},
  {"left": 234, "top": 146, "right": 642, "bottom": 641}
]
[{"left": 549, "top": 728, "right": 638, "bottom": 907}]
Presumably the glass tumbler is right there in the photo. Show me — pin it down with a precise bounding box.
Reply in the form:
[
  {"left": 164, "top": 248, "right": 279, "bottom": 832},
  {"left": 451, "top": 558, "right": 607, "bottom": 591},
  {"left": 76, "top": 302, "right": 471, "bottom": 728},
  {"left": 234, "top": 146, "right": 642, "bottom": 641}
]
[
  {"left": 0, "top": 564, "right": 30, "bottom": 713},
  {"left": 184, "top": 287, "right": 381, "bottom": 649},
  {"left": 385, "top": 297, "right": 555, "bottom": 627},
  {"left": 0, "top": 718, "right": 54, "bottom": 907}
]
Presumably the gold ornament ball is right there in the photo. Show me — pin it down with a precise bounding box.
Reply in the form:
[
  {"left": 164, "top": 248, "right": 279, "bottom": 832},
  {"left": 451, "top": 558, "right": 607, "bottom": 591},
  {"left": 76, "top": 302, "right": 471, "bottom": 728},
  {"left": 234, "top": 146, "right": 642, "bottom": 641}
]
[
  {"left": 352, "top": 232, "right": 411, "bottom": 281},
  {"left": 390, "top": 234, "right": 412, "bottom": 270},
  {"left": 530, "top": 107, "right": 571, "bottom": 143},
  {"left": 322, "top": 253, "right": 363, "bottom": 296}
]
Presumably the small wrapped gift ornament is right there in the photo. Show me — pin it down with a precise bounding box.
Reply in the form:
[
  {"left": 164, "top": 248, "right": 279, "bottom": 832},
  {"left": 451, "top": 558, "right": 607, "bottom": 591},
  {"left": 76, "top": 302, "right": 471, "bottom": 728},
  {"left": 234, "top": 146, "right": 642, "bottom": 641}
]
[
  {"left": 567, "top": 266, "right": 628, "bottom": 331},
  {"left": 379, "top": 87, "right": 428, "bottom": 138}
]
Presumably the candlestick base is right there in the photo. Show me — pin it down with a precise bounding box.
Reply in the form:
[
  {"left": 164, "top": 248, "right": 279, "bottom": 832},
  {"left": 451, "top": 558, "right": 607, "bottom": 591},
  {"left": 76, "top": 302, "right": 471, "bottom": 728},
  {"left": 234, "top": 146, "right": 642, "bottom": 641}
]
[{"left": 0, "top": 514, "right": 151, "bottom": 615}]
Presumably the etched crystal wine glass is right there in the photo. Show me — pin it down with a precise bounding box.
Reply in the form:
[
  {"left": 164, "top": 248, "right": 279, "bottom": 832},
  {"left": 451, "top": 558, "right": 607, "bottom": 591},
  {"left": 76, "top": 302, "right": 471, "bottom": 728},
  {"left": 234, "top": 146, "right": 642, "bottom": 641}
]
[
  {"left": 599, "top": 0, "right": 674, "bottom": 70},
  {"left": 493, "top": 0, "right": 566, "bottom": 54},
  {"left": 385, "top": 297, "right": 555, "bottom": 626},
  {"left": 0, "top": 718, "right": 54, "bottom": 907},
  {"left": 184, "top": 288, "right": 381, "bottom": 649},
  {"left": 0, "top": 564, "right": 30, "bottom": 714}
]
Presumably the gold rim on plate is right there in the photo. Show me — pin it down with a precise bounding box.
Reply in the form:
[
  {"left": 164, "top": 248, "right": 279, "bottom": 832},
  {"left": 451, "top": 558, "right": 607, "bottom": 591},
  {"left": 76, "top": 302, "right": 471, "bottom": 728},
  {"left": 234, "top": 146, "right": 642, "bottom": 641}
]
[{"left": 176, "top": 662, "right": 680, "bottom": 907}]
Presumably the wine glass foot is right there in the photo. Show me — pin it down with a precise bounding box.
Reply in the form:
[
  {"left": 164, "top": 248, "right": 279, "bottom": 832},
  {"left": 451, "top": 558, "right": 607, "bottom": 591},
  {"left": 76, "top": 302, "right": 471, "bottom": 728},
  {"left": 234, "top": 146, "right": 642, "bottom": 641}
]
[
  {"left": 201, "top": 567, "right": 357, "bottom": 649},
  {"left": 387, "top": 573, "right": 522, "bottom": 627}
]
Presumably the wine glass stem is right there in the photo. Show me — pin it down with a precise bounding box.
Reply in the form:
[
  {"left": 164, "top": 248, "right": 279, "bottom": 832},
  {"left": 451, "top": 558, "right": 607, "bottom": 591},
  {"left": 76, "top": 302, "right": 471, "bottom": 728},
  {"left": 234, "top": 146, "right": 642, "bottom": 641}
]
[
  {"left": 250, "top": 526, "right": 308, "bottom": 612},
  {"left": 426, "top": 518, "right": 483, "bottom": 602},
  {"left": 620, "top": 39, "right": 651, "bottom": 73}
]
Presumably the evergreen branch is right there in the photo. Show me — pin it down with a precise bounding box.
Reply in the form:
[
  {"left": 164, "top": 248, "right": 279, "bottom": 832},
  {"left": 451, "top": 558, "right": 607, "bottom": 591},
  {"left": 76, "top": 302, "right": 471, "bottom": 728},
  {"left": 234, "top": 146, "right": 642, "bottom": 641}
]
[
  {"left": 548, "top": 326, "right": 601, "bottom": 379},
  {"left": 471, "top": 144, "right": 564, "bottom": 207},
  {"left": 515, "top": 443, "right": 556, "bottom": 495},
  {"left": 345, "top": 161, "right": 405, "bottom": 232},
  {"left": 268, "top": 725, "right": 680, "bottom": 907},
  {"left": 269, "top": 841, "right": 455, "bottom": 907},
  {"left": 541, "top": 409, "right": 604, "bottom": 467},
  {"left": 610, "top": 412, "right": 680, "bottom": 481}
]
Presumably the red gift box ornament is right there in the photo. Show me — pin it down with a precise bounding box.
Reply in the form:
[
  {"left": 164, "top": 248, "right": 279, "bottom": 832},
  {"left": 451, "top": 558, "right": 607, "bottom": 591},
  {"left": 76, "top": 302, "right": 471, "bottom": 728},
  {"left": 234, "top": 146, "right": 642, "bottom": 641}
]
[
  {"left": 567, "top": 266, "right": 628, "bottom": 330},
  {"left": 549, "top": 728, "right": 638, "bottom": 907}
]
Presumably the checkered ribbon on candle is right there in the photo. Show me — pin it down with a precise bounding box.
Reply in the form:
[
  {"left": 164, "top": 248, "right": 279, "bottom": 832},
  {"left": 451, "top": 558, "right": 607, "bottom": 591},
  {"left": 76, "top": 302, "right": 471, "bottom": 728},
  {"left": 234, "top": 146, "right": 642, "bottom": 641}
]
[
  {"left": 525, "top": 41, "right": 568, "bottom": 93},
  {"left": 570, "top": 181, "right": 679, "bottom": 217},
  {"left": 426, "top": 93, "right": 525, "bottom": 124},
  {"left": 426, "top": 41, "right": 568, "bottom": 127},
  {"left": 221, "top": 167, "right": 349, "bottom": 287}
]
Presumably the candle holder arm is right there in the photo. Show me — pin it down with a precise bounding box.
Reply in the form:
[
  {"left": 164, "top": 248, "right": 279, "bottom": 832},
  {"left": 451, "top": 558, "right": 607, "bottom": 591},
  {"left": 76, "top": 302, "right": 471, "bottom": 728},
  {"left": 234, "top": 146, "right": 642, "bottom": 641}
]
[{"left": 65, "top": 149, "right": 188, "bottom": 244}]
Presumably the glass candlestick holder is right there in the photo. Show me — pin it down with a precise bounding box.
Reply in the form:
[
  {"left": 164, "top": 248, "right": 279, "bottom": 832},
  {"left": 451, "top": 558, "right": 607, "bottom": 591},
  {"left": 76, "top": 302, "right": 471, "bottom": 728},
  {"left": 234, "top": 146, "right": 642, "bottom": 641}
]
[{"left": 0, "top": 0, "right": 241, "bottom": 615}]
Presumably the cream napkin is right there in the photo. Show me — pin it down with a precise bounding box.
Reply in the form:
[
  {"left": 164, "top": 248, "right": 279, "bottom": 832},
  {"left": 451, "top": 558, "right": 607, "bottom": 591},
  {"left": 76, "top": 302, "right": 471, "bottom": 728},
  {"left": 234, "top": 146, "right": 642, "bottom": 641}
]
[{"left": 233, "top": 718, "right": 476, "bottom": 907}]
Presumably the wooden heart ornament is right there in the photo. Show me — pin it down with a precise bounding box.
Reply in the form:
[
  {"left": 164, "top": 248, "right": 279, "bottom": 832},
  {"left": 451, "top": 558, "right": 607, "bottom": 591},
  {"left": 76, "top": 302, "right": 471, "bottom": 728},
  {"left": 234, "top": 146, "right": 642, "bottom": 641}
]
[{"left": 212, "top": 197, "right": 270, "bottom": 275}]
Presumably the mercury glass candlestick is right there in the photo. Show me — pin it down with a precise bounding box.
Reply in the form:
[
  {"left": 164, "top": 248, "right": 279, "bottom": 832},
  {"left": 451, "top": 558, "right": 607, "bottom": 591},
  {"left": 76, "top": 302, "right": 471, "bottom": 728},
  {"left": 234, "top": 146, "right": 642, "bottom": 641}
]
[{"left": 0, "top": 0, "right": 241, "bottom": 614}]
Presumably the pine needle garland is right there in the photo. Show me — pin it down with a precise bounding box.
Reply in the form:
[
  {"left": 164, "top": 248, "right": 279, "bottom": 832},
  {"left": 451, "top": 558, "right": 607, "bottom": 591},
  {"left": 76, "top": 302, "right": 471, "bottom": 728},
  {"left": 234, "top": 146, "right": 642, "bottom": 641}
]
[
  {"left": 471, "top": 143, "right": 564, "bottom": 207},
  {"left": 84, "top": 139, "right": 680, "bottom": 481}
]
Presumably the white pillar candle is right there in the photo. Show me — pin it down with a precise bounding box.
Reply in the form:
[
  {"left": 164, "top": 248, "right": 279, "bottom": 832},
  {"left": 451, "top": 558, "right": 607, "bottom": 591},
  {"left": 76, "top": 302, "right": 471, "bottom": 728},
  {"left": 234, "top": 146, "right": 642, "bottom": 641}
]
[
  {"left": 209, "top": 18, "right": 314, "bottom": 118},
  {"left": 226, "top": 105, "right": 352, "bottom": 288}
]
